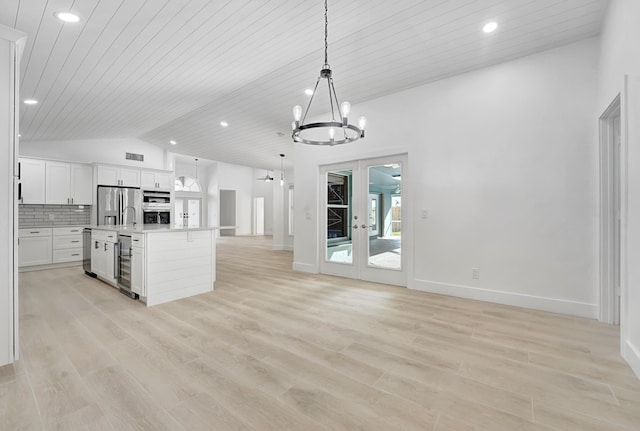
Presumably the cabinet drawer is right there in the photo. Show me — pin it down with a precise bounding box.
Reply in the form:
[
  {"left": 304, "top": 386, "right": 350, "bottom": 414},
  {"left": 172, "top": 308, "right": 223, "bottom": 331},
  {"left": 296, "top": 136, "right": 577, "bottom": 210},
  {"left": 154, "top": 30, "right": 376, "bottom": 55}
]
[
  {"left": 53, "top": 226, "right": 84, "bottom": 236},
  {"left": 53, "top": 234, "right": 83, "bottom": 250},
  {"left": 53, "top": 248, "right": 83, "bottom": 263},
  {"left": 131, "top": 233, "right": 145, "bottom": 247},
  {"left": 92, "top": 229, "right": 117, "bottom": 242},
  {"left": 19, "top": 228, "right": 53, "bottom": 238}
]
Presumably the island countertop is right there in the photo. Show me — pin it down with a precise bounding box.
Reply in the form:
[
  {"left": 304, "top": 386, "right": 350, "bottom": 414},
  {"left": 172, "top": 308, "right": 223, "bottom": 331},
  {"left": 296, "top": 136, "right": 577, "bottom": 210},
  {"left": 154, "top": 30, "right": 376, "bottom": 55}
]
[{"left": 86, "top": 224, "right": 233, "bottom": 233}]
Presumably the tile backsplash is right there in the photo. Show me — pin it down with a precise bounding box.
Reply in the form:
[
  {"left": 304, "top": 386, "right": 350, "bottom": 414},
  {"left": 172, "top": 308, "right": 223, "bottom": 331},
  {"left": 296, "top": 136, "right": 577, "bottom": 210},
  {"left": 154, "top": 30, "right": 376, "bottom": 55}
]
[{"left": 19, "top": 204, "right": 92, "bottom": 227}]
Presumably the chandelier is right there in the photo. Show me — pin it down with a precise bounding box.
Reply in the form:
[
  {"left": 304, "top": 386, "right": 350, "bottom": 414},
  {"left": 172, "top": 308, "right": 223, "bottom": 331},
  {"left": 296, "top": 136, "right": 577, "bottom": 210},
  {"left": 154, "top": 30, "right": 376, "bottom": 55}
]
[{"left": 291, "top": 0, "right": 366, "bottom": 146}]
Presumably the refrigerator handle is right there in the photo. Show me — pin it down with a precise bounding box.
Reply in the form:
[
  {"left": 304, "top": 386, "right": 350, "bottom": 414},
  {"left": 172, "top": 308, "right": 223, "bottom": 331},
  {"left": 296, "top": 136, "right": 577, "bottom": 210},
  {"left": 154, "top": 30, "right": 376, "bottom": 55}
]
[{"left": 119, "top": 191, "right": 123, "bottom": 225}]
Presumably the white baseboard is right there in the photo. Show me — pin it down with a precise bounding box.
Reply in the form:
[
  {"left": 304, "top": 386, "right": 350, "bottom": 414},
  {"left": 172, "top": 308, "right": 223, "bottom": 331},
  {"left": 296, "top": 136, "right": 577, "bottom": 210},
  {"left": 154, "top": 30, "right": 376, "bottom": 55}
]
[
  {"left": 272, "top": 244, "right": 294, "bottom": 252},
  {"left": 623, "top": 340, "right": 640, "bottom": 381},
  {"left": 410, "top": 279, "right": 598, "bottom": 319},
  {"left": 293, "top": 261, "right": 317, "bottom": 274},
  {"left": 19, "top": 261, "right": 82, "bottom": 272}
]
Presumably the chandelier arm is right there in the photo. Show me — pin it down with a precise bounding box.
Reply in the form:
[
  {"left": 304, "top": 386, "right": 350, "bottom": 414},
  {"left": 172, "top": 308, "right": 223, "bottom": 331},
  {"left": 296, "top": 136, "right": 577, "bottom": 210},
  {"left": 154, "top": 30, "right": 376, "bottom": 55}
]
[
  {"left": 301, "top": 76, "right": 323, "bottom": 125},
  {"left": 328, "top": 76, "right": 344, "bottom": 121},
  {"left": 327, "top": 77, "right": 337, "bottom": 121}
]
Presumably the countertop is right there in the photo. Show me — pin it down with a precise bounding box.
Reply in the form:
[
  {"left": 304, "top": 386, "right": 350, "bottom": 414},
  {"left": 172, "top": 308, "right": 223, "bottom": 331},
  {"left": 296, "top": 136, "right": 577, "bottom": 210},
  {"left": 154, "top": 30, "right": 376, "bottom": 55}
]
[{"left": 85, "top": 224, "right": 232, "bottom": 233}]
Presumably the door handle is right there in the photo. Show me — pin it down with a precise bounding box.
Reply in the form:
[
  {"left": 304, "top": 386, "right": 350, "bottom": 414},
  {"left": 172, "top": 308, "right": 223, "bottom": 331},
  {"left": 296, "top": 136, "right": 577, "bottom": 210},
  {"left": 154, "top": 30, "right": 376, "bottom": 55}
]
[{"left": 361, "top": 224, "right": 368, "bottom": 229}]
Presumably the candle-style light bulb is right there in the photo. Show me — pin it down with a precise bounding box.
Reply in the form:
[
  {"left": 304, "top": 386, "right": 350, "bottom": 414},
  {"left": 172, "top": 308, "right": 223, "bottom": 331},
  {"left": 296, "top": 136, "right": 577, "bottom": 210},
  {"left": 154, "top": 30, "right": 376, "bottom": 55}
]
[
  {"left": 340, "top": 101, "right": 350, "bottom": 126},
  {"left": 341, "top": 101, "right": 351, "bottom": 117},
  {"left": 328, "top": 127, "right": 335, "bottom": 141},
  {"left": 358, "top": 116, "right": 367, "bottom": 138},
  {"left": 292, "top": 105, "right": 302, "bottom": 122}
]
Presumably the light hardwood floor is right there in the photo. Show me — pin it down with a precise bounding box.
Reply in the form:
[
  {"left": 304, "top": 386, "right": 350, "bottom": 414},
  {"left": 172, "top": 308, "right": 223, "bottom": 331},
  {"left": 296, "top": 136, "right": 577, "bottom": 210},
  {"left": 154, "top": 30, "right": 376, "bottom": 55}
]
[{"left": 2, "top": 235, "right": 640, "bottom": 430}]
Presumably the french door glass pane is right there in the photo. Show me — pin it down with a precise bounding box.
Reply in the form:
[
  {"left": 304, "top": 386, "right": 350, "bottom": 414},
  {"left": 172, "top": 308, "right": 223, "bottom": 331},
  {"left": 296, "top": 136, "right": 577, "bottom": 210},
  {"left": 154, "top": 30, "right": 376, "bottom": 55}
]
[
  {"left": 187, "top": 199, "right": 200, "bottom": 227},
  {"left": 326, "top": 170, "right": 352, "bottom": 263},
  {"left": 174, "top": 199, "right": 184, "bottom": 228},
  {"left": 367, "top": 164, "right": 401, "bottom": 270}
]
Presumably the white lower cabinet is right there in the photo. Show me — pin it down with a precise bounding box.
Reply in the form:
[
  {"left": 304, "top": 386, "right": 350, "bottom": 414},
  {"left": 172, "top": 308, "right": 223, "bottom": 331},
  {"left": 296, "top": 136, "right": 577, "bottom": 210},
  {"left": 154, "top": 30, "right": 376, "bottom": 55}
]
[
  {"left": 19, "top": 226, "right": 85, "bottom": 268},
  {"left": 91, "top": 229, "right": 117, "bottom": 285},
  {"left": 19, "top": 229, "right": 53, "bottom": 266},
  {"left": 52, "top": 226, "right": 83, "bottom": 263},
  {"left": 131, "top": 239, "right": 145, "bottom": 297}
]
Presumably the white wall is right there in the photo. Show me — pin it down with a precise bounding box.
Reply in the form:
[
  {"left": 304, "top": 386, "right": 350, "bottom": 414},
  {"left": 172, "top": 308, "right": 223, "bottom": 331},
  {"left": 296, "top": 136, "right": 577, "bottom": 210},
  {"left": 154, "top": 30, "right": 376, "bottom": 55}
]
[
  {"left": 19, "top": 137, "right": 166, "bottom": 169},
  {"left": 294, "top": 38, "right": 599, "bottom": 318},
  {"left": 598, "top": 0, "right": 640, "bottom": 378},
  {"left": 217, "top": 162, "right": 253, "bottom": 235},
  {"left": 271, "top": 167, "right": 294, "bottom": 251}
]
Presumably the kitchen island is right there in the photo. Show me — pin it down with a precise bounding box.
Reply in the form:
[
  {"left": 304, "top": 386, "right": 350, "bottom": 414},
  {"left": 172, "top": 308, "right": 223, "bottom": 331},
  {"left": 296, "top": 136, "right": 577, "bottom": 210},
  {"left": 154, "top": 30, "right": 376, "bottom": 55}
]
[{"left": 88, "top": 225, "right": 218, "bottom": 306}]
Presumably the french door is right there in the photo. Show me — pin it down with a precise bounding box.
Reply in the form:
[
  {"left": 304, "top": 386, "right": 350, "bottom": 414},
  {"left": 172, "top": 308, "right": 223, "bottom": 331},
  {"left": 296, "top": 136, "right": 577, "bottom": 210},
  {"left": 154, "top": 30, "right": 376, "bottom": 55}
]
[{"left": 320, "top": 155, "right": 407, "bottom": 286}]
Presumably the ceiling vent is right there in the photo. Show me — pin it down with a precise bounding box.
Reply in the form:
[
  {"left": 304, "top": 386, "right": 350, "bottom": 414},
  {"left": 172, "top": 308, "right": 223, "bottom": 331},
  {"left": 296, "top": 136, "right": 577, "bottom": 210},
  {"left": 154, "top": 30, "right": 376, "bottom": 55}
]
[{"left": 126, "top": 152, "right": 144, "bottom": 162}]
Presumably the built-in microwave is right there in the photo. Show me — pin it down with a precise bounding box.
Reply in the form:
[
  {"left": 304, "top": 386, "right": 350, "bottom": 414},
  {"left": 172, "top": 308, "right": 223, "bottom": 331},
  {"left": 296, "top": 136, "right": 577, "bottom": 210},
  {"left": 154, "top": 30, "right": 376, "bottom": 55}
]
[{"left": 142, "top": 190, "right": 170, "bottom": 209}]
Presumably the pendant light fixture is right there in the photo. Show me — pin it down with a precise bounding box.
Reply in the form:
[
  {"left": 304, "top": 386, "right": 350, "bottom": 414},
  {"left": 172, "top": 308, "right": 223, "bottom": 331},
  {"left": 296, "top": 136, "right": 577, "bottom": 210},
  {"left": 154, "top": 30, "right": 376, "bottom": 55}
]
[
  {"left": 291, "top": 0, "right": 366, "bottom": 146},
  {"left": 256, "top": 171, "right": 274, "bottom": 182},
  {"left": 279, "top": 154, "right": 285, "bottom": 186}
]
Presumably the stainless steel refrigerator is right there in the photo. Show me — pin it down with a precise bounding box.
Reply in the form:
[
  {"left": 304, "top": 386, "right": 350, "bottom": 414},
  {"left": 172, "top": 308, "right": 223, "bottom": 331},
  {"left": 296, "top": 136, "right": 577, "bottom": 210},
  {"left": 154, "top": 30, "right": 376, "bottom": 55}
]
[{"left": 97, "top": 186, "right": 142, "bottom": 226}]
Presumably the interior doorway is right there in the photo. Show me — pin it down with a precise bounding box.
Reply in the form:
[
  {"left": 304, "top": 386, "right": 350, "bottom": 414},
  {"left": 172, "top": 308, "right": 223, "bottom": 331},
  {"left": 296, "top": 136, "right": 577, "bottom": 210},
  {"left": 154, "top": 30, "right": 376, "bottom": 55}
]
[
  {"left": 220, "top": 189, "right": 236, "bottom": 236},
  {"left": 319, "top": 154, "right": 407, "bottom": 286},
  {"left": 600, "top": 94, "right": 621, "bottom": 325}
]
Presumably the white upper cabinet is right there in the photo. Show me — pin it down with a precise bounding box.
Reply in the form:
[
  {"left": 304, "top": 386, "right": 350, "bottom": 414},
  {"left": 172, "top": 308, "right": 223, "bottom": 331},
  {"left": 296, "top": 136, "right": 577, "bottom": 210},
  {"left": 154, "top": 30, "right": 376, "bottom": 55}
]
[
  {"left": 45, "top": 161, "right": 71, "bottom": 204},
  {"left": 45, "top": 161, "right": 93, "bottom": 205},
  {"left": 97, "top": 165, "right": 140, "bottom": 187},
  {"left": 70, "top": 164, "right": 93, "bottom": 204},
  {"left": 96, "top": 165, "right": 118, "bottom": 186},
  {"left": 19, "top": 158, "right": 46, "bottom": 204},
  {"left": 141, "top": 170, "right": 172, "bottom": 191}
]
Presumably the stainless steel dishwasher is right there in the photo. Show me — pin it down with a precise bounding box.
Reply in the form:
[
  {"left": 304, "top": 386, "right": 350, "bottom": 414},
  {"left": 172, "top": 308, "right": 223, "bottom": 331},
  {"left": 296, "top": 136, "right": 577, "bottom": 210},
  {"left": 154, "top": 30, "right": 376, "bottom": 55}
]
[{"left": 117, "top": 234, "right": 138, "bottom": 299}]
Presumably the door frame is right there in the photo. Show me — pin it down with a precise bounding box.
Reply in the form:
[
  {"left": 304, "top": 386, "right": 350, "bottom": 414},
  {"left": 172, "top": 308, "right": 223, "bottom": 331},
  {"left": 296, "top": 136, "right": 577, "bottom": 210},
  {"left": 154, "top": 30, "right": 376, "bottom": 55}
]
[
  {"left": 599, "top": 94, "right": 622, "bottom": 324},
  {"left": 318, "top": 154, "right": 409, "bottom": 286}
]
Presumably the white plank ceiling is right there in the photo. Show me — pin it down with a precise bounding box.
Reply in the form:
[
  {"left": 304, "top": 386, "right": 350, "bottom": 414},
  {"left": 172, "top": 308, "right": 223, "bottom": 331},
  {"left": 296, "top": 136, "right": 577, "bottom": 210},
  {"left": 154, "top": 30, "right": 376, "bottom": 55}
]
[{"left": 1, "top": 0, "right": 608, "bottom": 170}]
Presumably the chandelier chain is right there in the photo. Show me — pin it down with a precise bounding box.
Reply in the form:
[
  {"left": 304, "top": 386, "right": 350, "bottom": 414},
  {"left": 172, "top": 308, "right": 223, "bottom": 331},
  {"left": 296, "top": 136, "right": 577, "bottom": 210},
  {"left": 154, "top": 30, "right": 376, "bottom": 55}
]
[{"left": 324, "top": 0, "right": 328, "bottom": 66}]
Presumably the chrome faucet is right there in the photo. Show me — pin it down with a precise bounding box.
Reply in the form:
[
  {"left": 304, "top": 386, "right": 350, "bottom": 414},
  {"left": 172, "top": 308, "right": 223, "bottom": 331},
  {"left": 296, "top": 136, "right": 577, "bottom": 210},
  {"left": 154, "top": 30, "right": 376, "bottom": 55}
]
[{"left": 123, "top": 206, "right": 137, "bottom": 227}]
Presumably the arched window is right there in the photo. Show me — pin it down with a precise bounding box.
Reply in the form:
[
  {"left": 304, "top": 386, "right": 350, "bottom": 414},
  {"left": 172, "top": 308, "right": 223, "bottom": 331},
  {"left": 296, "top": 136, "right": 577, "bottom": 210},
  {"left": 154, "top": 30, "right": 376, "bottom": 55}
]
[{"left": 174, "top": 175, "right": 202, "bottom": 192}]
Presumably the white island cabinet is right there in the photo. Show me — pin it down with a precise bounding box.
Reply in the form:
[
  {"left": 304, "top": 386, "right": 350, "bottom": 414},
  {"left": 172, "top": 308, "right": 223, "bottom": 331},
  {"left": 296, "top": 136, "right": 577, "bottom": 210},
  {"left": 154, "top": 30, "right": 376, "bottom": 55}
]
[
  {"left": 89, "top": 226, "right": 217, "bottom": 306},
  {"left": 143, "top": 229, "right": 215, "bottom": 305}
]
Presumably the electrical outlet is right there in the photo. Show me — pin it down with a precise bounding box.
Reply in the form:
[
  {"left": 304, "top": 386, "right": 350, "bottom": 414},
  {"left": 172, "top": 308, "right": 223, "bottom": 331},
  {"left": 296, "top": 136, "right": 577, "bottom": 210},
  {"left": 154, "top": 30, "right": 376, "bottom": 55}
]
[
  {"left": 421, "top": 209, "right": 428, "bottom": 219},
  {"left": 472, "top": 267, "right": 480, "bottom": 279},
  {"left": 48, "top": 213, "right": 54, "bottom": 220}
]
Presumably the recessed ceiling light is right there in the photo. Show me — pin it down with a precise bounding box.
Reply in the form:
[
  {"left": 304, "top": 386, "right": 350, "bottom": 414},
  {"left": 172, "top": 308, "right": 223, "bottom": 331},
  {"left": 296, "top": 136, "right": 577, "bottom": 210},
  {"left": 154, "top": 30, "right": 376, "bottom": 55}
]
[
  {"left": 304, "top": 89, "right": 314, "bottom": 96},
  {"left": 483, "top": 22, "right": 498, "bottom": 33},
  {"left": 220, "top": 121, "right": 228, "bottom": 127},
  {"left": 18, "top": 134, "right": 22, "bottom": 138},
  {"left": 54, "top": 11, "right": 80, "bottom": 23},
  {"left": 169, "top": 140, "right": 177, "bottom": 145},
  {"left": 24, "top": 99, "right": 38, "bottom": 105}
]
